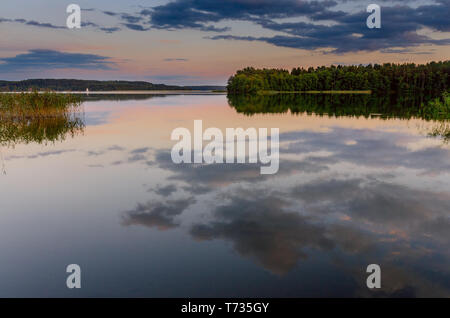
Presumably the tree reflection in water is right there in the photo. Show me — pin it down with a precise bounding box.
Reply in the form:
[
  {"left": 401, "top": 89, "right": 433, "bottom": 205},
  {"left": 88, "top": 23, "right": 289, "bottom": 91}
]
[{"left": 227, "top": 93, "right": 450, "bottom": 142}]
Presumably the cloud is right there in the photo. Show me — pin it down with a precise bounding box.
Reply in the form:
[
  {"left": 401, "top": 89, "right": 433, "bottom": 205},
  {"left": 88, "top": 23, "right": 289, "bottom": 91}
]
[
  {"left": 128, "top": 154, "right": 147, "bottom": 162},
  {"left": 186, "top": 179, "right": 450, "bottom": 293},
  {"left": 152, "top": 149, "right": 329, "bottom": 194},
  {"left": 279, "top": 127, "right": 450, "bottom": 174},
  {"left": 146, "top": 0, "right": 336, "bottom": 29},
  {"left": 292, "top": 178, "right": 450, "bottom": 228},
  {"left": 145, "top": 0, "right": 450, "bottom": 53},
  {"left": 130, "top": 147, "right": 151, "bottom": 154},
  {"left": 122, "top": 197, "right": 196, "bottom": 230},
  {"left": 1, "top": 1, "right": 448, "bottom": 52},
  {"left": 111, "top": 110, "right": 450, "bottom": 294},
  {"left": 122, "top": 23, "right": 150, "bottom": 31},
  {"left": 380, "top": 48, "right": 435, "bottom": 54},
  {"left": 0, "top": 10, "right": 122, "bottom": 33},
  {"left": 20, "top": 20, "right": 65, "bottom": 29},
  {"left": 151, "top": 184, "right": 178, "bottom": 197},
  {"left": 163, "top": 58, "right": 189, "bottom": 62},
  {"left": 6, "top": 149, "right": 76, "bottom": 160},
  {"left": 99, "top": 27, "right": 121, "bottom": 33},
  {"left": 1, "top": 17, "right": 105, "bottom": 32},
  {"left": 107, "top": 145, "right": 126, "bottom": 151},
  {"left": 0, "top": 18, "right": 65, "bottom": 30},
  {"left": 114, "top": 119, "right": 450, "bottom": 294},
  {"left": 85, "top": 145, "right": 125, "bottom": 157},
  {"left": 190, "top": 192, "right": 335, "bottom": 275},
  {"left": 0, "top": 49, "right": 117, "bottom": 72}
]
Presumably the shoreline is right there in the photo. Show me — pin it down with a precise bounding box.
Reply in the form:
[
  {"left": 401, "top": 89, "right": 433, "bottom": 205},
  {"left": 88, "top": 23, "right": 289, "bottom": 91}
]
[{"left": 0, "top": 90, "right": 227, "bottom": 95}]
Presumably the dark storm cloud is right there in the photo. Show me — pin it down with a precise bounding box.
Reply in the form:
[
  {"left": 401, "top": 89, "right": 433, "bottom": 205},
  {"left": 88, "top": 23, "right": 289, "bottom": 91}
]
[
  {"left": 0, "top": 49, "right": 116, "bottom": 72},
  {"left": 122, "top": 197, "right": 196, "bottom": 230}
]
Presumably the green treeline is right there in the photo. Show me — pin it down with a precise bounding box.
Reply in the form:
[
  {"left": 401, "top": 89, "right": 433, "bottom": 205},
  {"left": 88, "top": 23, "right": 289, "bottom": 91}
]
[
  {"left": 0, "top": 79, "right": 180, "bottom": 92},
  {"left": 0, "top": 79, "right": 225, "bottom": 92},
  {"left": 227, "top": 61, "right": 450, "bottom": 95}
]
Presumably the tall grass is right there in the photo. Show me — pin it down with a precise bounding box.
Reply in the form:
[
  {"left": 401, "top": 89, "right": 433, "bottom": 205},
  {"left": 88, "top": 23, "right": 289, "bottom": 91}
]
[
  {"left": 0, "top": 92, "right": 82, "bottom": 119},
  {"left": 0, "top": 92, "right": 84, "bottom": 146}
]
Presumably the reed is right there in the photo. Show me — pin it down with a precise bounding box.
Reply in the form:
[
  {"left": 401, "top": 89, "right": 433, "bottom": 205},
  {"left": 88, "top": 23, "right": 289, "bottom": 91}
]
[{"left": 0, "top": 91, "right": 82, "bottom": 119}]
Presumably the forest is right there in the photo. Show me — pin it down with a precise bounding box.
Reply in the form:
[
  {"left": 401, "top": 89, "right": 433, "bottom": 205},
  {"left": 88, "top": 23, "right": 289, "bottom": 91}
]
[
  {"left": 227, "top": 61, "right": 450, "bottom": 95},
  {"left": 0, "top": 79, "right": 225, "bottom": 92}
]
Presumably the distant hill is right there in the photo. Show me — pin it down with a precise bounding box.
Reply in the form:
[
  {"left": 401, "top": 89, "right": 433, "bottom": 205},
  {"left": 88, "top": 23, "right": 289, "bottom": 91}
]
[{"left": 0, "top": 79, "right": 226, "bottom": 92}]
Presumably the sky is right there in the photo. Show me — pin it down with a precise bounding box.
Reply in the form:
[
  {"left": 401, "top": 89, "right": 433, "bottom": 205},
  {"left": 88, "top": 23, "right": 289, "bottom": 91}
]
[{"left": 0, "top": 0, "right": 449, "bottom": 85}]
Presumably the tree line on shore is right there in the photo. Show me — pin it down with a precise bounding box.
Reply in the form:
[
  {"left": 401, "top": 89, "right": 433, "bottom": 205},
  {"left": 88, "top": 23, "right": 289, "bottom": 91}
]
[
  {"left": 227, "top": 61, "right": 450, "bottom": 95},
  {"left": 0, "top": 79, "right": 225, "bottom": 92}
]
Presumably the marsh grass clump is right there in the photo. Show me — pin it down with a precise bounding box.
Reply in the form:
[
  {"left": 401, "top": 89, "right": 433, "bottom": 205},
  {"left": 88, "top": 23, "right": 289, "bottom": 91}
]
[
  {"left": 0, "top": 91, "right": 82, "bottom": 119},
  {"left": 0, "top": 92, "right": 84, "bottom": 146}
]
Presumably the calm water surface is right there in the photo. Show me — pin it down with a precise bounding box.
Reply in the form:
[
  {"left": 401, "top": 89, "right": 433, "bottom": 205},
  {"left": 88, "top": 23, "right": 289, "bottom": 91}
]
[{"left": 0, "top": 94, "right": 449, "bottom": 297}]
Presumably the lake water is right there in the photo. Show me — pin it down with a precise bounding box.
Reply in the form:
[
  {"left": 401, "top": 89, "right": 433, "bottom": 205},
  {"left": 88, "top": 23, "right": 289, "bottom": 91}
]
[{"left": 0, "top": 93, "right": 449, "bottom": 297}]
